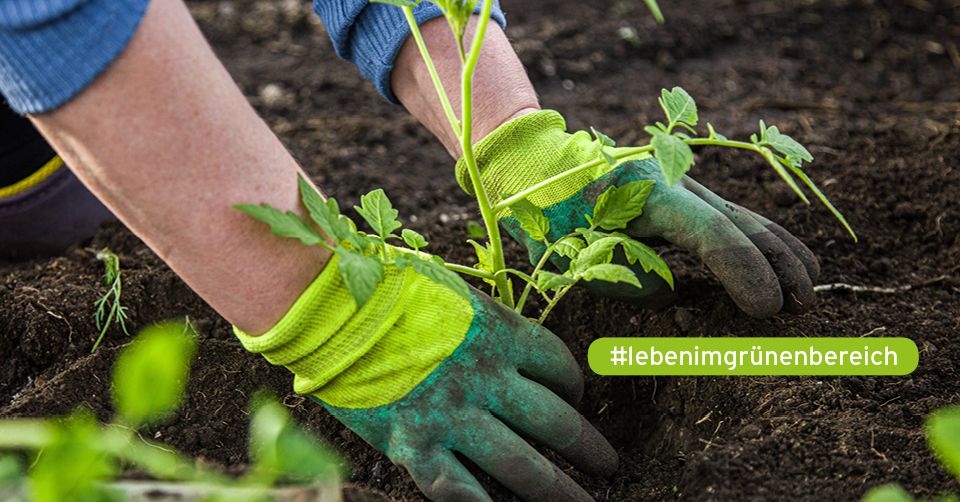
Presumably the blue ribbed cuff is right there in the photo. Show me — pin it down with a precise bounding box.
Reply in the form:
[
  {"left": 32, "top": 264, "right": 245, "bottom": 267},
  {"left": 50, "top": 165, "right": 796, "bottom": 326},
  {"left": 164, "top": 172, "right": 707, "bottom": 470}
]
[
  {"left": 0, "top": 0, "right": 149, "bottom": 114},
  {"left": 314, "top": 1, "right": 505, "bottom": 104}
]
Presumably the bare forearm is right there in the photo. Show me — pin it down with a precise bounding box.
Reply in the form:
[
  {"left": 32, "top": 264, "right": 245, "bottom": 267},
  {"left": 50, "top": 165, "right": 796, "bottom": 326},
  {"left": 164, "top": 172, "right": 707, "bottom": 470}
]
[
  {"left": 30, "top": 0, "right": 329, "bottom": 335},
  {"left": 392, "top": 16, "right": 539, "bottom": 157}
]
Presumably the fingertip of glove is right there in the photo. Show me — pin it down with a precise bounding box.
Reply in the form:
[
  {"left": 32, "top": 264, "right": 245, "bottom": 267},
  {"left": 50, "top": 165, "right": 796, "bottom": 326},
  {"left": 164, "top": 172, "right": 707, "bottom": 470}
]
[
  {"left": 702, "top": 246, "right": 784, "bottom": 319},
  {"left": 559, "top": 416, "right": 619, "bottom": 479}
]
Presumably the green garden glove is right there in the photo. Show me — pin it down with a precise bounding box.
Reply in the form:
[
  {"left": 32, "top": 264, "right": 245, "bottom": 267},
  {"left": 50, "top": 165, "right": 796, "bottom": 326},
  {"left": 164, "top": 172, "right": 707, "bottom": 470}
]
[
  {"left": 234, "top": 251, "right": 617, "bottom": 501},
  {"left": 456, "top": 110, "right": 821, "bottom": 318}
]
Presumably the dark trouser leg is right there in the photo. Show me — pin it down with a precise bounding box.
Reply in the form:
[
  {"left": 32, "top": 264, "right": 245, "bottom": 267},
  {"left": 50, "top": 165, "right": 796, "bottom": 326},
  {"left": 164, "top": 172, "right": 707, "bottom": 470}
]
[{"left": 0, "top": 100, "right": 115, "bottom": 260}]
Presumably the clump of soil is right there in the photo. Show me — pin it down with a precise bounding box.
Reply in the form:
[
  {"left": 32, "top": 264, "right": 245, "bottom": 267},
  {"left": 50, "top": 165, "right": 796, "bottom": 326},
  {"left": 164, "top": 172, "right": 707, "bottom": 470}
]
[{"left": 2, "top": 0, "right": 958, "bottom": 500}]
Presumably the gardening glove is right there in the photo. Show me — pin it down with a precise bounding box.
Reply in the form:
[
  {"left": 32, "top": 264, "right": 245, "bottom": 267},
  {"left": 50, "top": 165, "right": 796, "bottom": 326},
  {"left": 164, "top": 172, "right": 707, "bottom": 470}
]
[
  {"left": 457, "top": 110, "right": 821, "bottom": 318},
  {"left": 234, "top": 250, "right": 618, "bottom": 501}
]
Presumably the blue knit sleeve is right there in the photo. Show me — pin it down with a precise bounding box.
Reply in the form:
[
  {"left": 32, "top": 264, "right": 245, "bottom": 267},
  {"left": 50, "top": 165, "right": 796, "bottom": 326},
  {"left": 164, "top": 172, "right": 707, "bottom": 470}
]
[
  {"left": 314, "top": 1, "right": 506, "bottom": 103},
  {"left": 0, "top": 0, "right": 149, "bottom": 114}
]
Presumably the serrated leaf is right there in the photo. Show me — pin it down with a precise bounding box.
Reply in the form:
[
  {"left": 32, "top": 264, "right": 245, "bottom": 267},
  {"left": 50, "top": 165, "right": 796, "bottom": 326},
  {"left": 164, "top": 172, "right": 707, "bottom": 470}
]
[
  {"left": 466, "top": 220, "right": 487, "bottom": 239},
  {"left": 554, "top": 236, "right": 586, "bottom": 259},
  {"left": 113, "top": 322, "right": 196, "bottom": 426},
  {"left": 335, "top": 249, "right": 383, "bottom": 306},
  {"left": 467, "top": 239, "right": 496, "bottom": 286},
  {"left": 575, "top": 227, "right": 609, "bottom": 245},
  {"left": 570, "top": 236, "right": 621, "bottom": 273},
  {"left": 511, "top": 199, "right": 551, "bottom": 243},
  {"left": 235, "top": 204, "right": 325, "bottom": 247},
  {"left": 592, "top": 180, "right": 656, "bottom": 231},
  {"left": 660, "top": 87, "right": 698, "bottom": 128},
  {"left": 619, "top": 236, "right": 674, "bottom": 289},
  {"left": 647, "top": 129, "right": 694, "bottom": 185},
  {"left": 580, "top": 263, "right": 642, "bottom": 289},
  {"left": 297, "top": 176, "right": 356, "bottom": 243},
  {"left": 536, "top": 270, "right": 575, "bottom": 292},
  {"left": 396, "top": 253, "right": 470, "bottom": 300},
  {"left": 591, "top": 127, "right": 617, "bottom": 147},
  {"left": 761, "top": 124, "right": 813, "bottom": 167},
  {"left": 401, "top": 229, "right": 428, "bottom": 250},
  {"left": 927, "top": 406, "right": 960, "bottom": 480},
  {"left": 355, "top": 189, "right": 402, "bottom": 241}
]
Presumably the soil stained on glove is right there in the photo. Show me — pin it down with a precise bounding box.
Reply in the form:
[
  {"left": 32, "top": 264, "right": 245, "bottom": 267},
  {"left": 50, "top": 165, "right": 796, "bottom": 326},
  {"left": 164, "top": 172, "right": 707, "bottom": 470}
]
[{"left": 2, "top": 0, "right": 959, "bottom": 500}]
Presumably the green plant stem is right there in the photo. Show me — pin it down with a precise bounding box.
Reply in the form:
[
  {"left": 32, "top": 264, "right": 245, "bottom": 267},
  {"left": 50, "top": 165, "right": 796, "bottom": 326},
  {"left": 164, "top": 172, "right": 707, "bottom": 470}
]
[
  {"left": 402, "top": 7, "right": 461, "bottom": 136},
  {"left": 515, "top": 245, "right": 558, "bottom": 313},
  {"left": 444, "top": 262, "right": 493, "bottom": 280},
  {"left": 494, "top": 146, "right": 651, "bottom": 213},
  {"left": 458, "top": 0, "right": 514, "bottom": 308},
  {"left": 494, "top": 136, "right": 826, "bottom": 215},
  {"left": 399, "top": 0, "right": 513, "bottom": 308},
  {"left": 537, "top": 284, "right": 575, "bottom": 324}
]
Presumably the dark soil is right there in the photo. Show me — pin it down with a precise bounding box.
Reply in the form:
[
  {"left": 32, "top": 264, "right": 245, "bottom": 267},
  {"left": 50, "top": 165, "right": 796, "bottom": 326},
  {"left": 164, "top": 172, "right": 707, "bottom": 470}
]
[{"left": 3, "top": 0, "right": 959, "bottom": 500}]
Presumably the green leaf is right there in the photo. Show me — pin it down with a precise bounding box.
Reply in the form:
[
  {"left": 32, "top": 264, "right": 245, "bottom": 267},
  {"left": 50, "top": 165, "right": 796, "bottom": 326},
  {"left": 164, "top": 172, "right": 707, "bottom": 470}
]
[
  {"left": 249, "top": 392, "right": 340, "bottom": 485},
  {"left": 335, "top": 249, "right": 384, "bottom": 307},
  {"left": 570, "top": 236, "right": 621, "bottom": 273},
  {"left": 647, "top": 127, "right": 694, "bottom": 186},
  {"left": 927, "top": 406, "right": 960, "bottom": 480},
  {"left": 619, "top": 236, "right": 675, "bottom": 289},
  {"left": 511, "top": 199, "right": 551, "bottom": 243},
  {"left": 113, "top": 322, "right": 196, "bottom": 427},
  {"left": 575, "top": 227, "right": 610, "bottom": 245},
  {"left": 401, "top": 229, "right": 428, "bottom": 251},
  {"left": 861, "top": 484, "right": 915, "bottom": 502},
  {"left": 355, "top": 189, "right": 402, "bottom": 241},
  {"left": 395, "top": 253, "right": 470, "bottom": 300},
  {"left": 29, "top": 412, "right": 115, "bottom": 502},
  {"left": 660, "top": 87, "right": 698, "bottom": 128},
  {"left": 591, "top": 127, "right": 617, "bottom": 147},
  {"left": 297, "top": 176, "right": 359, "bottom": 247},
  {"left": 468, "top": 239, "right": 496, "bottom": 286},
  {"left": 553, "top": 236, "right": 586, "bottom": 259},
  {"left": 0, "top": 455, "right": 22, "bottom": 487},
  {"left": 592, "top": 180, "right": 656, "bottom": 231},
  {"left": 536, "top": 270, "right": 575, "bottom": 292},
  {"left": 235, "top": 204, "right": 325, "bottom": 247},
  {"left": 466, "top": 220, "right": 487, "bottom": 239},
  {"left": 580, "top": 263, "right": 642, "bottom": 289},
  {"left": 761, "top": 123, "right": 813, "bottom": 168}
]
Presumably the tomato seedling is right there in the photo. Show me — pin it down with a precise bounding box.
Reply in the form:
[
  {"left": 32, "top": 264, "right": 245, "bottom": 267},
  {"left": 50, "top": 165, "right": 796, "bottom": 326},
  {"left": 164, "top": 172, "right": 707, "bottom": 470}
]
[{"left": 239, "top": 0, "right": 854, "bottom": 323}]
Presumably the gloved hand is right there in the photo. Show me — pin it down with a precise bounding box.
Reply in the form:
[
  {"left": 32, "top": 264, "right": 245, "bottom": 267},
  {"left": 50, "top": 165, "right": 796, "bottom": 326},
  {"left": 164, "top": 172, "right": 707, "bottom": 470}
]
[
  {"left": 235, "top": 251, "right": 617, "bottom": 501},
  {"left": 456, "top": 110, "right": 820, "bottom": 318}
]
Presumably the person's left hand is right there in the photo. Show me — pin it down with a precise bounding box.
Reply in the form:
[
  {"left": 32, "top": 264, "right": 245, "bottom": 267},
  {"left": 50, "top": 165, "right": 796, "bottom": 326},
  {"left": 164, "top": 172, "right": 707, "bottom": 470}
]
[{"left": 456, "top": 110, "right": 820, "bottom": 318}]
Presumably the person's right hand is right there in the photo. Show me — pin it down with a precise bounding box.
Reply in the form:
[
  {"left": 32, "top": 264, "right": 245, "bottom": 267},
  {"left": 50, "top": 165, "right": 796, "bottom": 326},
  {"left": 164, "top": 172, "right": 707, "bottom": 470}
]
[{"left": 235, "top": 250, "right": 617, "bottom": 501}]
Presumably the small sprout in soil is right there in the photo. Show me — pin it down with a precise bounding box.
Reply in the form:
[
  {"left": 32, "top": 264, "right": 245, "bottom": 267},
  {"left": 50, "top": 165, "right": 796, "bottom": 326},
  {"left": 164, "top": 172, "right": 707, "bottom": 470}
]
[
  {"left": 0, "top": 322, "right": 340, "bottom": 502},
  {"left": 92, "top": 247, "right": 131, "bottom": 353},
  {"left": 861, "top": 405, "right": 960, "bottom": 502}
]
